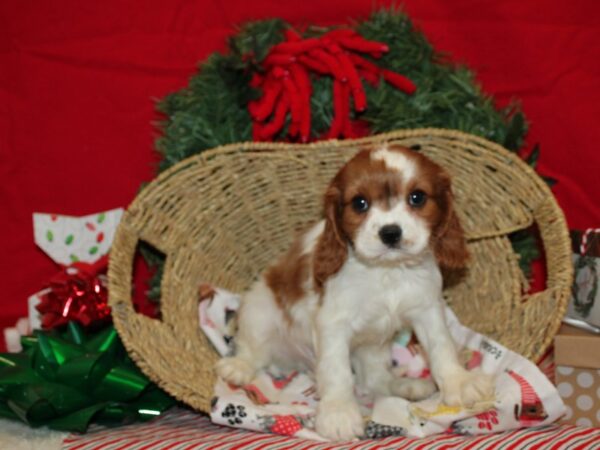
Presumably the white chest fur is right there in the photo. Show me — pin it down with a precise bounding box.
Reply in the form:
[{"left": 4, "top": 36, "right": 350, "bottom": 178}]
[{"left": 320, "top": 252, "right": 443, "bottom": 348}]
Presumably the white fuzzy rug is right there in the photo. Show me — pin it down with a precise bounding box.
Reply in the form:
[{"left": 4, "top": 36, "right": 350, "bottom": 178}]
[{"left": 0, "top": 418, "right": 65, "bottom": 450}]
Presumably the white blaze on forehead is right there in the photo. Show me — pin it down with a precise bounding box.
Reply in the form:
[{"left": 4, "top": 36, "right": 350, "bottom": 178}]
[{"left": 371, "top": 147, "right": 417, "bottom": 183}]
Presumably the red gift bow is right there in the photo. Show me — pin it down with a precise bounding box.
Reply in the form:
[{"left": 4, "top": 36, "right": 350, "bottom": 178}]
[
  {"left": 36, "top": 255, "right": 111, "bottom": 329},
  {"left": 248, "top": 28, "right": 416, "bottom": 142}
]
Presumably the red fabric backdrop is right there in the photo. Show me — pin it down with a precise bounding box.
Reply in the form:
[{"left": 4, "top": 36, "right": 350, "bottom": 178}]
[{"left": 1, "top": 1, "right": 600, "bottom": 332}]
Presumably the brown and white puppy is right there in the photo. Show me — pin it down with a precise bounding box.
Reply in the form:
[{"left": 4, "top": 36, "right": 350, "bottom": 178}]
[{"left": 217, "top": 145, "right": 494, "bottom": 440}]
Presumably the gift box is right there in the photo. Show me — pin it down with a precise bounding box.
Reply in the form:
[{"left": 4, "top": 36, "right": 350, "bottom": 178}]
[
  {"left": 554, "top": 324, "right": 600, "bottom": 426},
  {"left": 568, "top": 229, "right": 600, "bottom": 329},
  {"left": 2, "top": 209, "right": 124, "bottom": 352}
]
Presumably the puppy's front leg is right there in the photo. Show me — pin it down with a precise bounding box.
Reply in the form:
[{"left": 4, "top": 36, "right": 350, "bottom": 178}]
[
  {"left": 314, "top": 314, "right": 364, "bottom": 441},
  {"left": 408, "top": 303, "right": 494, "bottom": 408}
]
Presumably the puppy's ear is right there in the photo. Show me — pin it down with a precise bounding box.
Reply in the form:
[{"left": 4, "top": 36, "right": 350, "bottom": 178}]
[
  {"left": 314, "top": 185, "right": 348, "bottom": 291},
  {"left": 433, "top": 176, "right": 470, "bottom": 270}
]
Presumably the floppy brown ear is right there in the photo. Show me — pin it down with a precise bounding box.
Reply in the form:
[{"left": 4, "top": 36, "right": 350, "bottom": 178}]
[
  {"left": 313, "top": 185, "right": 348, "bottom": 292},
  {"left": 433, "top": 184, "right": 470, "bottom": 270}
]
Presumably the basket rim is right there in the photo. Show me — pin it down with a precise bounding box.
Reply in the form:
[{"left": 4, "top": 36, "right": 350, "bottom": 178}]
[{"left": 144, "top": 128, "right": 550, "bottom": 199}]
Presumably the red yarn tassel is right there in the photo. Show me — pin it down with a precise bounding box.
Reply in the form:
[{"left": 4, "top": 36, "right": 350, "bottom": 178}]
[
  {"left": 250, "top": 73, "right": 264, "bottom": 88},
  {"left": 271, "top": 38, "right": 321, "bottom": 55},
  {"left": 348, "top": 53, "right": 381, "bottom": 74},
  {"left": 297, "top": 55, "right": 329, "bottom": 74},
  {"left": 284, "top": 28, "right": 302, "bottom": 41},
  {"left": 358, "top": 68, "right": 380, "bottom": 86},
  {"left": 309, "top": 48, "right": 346, "bottom": 81},
  {"left": 327, "top": 80, "right": 349, "bottom": 139},
  {"left": 282, "top": 75, "right": 302, "bottom": 127},
  {"left": 382, "top": 69, "right": 417, "bottom": 94},
  {"left": 259, "top": 94, "right": 291, "bottom": 140},
  {"left": 336, "top": 36, "right": 389, "bottom": 55},
  {"left": 290, "top": 63, "right": 312, "bottom": 142},
  {"left": 337, "top": 51, "right": 366, "bottom": 112},
  {"left": 248, "top": 79, "right": 283, "bottom": 121},
  {"left": 263, "top": 53, "right": 296, "bottom": 67}
]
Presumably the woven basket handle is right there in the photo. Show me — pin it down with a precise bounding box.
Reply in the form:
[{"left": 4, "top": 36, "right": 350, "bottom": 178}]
[{"left": 108, "top": 210, "right": 180, "bottom": 329}]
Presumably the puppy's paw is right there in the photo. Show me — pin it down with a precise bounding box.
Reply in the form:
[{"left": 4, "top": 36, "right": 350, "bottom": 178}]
[
  {"left": 390, "top": 377, "right": 437, "bottom": 401},
  {"left": 441, "top": 369, "right": 495, "bottom": 408},
  {"left": 215, "top": 357, "right": 255, "bottom": 386},
  {"left": 315, "top": 397, "right": 364, "bottom": 441}
]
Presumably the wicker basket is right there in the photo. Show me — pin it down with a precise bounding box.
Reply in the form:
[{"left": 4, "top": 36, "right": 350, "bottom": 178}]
[{"left": 108, "top": 128, "right": 573, "bottom": 413}]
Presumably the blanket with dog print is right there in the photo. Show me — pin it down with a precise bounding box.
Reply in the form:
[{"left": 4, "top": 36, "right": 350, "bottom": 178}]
[{"left": 199, "top": 285, "right": 565, "bottom": 441}]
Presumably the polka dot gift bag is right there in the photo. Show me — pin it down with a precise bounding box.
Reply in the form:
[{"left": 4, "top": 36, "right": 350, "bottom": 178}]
[{"left": 554, "top": 324, "right": 600, "bottom": 426}]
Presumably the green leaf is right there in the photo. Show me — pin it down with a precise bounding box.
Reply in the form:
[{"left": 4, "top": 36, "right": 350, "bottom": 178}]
[
  {"left": 503, "top": 111, "right": 526, "bottom": 151},
  {"left": 526, "top": 144, "right": 540, "bottom": 169},
  {"left": 543, "top": 175, "right": 558, "bottom": 187}
]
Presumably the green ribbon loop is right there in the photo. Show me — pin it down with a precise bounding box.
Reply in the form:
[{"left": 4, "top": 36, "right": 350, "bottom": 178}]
[{"left": 0, "top": 322, "right": 176, "bottom": 432}]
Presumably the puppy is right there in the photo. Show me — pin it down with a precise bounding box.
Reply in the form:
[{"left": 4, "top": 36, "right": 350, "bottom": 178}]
[{"left": 217, "top": 145, "right": 494, "bottom": 440}]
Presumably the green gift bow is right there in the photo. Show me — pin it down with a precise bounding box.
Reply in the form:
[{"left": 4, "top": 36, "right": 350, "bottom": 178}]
[{"left": 0, "top": 322, "right": 176, "bottom": 432}]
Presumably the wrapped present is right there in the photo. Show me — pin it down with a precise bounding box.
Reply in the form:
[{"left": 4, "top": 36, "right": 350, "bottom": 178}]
[
  {"left": 33, "top": 209, "right": 123, "bottom": 265},
  {"left": 554, "top": 324, "right": 600, "bottom": 426},
  {"left": 2, "top": 209, "right": 124, "bottom": 351},
  {"left": 0, "top": 208, "right": 176, "bottom": 431},
  {"left": 568, "top": 229, "right": 600, "bottom": 330},
  {"left": 32, "top": 209, "right": 123, "bottom": 330}
]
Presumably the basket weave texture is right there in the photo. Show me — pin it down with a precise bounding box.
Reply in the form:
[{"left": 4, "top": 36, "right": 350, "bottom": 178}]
[{"left": 108, "top": 128, "right": 573, "bottom": 414}]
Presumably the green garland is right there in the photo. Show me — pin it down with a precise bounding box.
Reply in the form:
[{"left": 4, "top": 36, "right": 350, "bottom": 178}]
[
  {"left": 149, "top": 8, "right": 540, "bottom": 286},
  {"left": 156, "top": 10, "right": 527, "bottom": 170}
]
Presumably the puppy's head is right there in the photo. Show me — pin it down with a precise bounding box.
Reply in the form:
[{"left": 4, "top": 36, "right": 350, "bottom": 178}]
[{"left": 314, "top": 145, "right": 468, "bottom": 289}]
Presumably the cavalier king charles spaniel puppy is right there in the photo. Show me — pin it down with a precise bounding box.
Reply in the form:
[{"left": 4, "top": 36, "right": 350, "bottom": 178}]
[{"left": 217, "top": 145, "right": 494, "bottom": 440}]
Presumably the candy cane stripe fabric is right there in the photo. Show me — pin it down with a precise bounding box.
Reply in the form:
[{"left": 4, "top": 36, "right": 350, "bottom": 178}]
[{"left": 63, "top": 408, "right": 600, "bottom": 450}]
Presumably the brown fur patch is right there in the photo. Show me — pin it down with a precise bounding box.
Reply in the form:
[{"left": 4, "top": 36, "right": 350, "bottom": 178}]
[
  {"left": 198, "top": 283, "right": 216, "bottom": 301},
  {"left": 428, "top": 171, "right": 470, "bottom": 270},
  {"left": 265, "top": 233, "right": 311, "bottom": 312},
  {"left": 314, "top": 185, "right": 348, "bottom": 292}
]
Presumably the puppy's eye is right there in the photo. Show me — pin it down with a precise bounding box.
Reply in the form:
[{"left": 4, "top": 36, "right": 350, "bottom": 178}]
[
  {"left": 408, "top": 190, "right": 427, "bottom": 207},
  {"left": 351, "top": 196, "right": 369, "bottom": 213}
]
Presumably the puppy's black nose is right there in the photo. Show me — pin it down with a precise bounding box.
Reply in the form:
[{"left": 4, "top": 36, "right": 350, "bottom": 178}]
[{"left": 379, "top": 224, "right": 402, "bottom": 247}]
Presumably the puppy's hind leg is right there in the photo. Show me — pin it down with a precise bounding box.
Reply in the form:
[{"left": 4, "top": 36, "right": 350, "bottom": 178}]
[
  {"left": 216, "top": 280, "right": 279, "bottom": 386},
  {"left": 390, "top": 377, "right": 437, "bottom": 402},
  {"left": 352, "top": 344, "right": 395, "bottom": 397},
  {"left": 353, "top": 344, "right": 437, "bottom": 401}
]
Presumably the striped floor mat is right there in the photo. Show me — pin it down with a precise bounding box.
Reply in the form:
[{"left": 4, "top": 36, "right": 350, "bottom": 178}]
[{"left": 63, "top": 408, "right": 600, "bottom": 450}]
